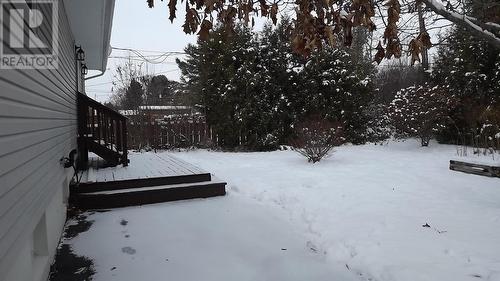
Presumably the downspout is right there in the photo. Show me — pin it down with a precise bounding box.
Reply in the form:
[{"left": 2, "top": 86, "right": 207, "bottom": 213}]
[{"left": 85, "top": 70, "right": 105, "bottom": 80}]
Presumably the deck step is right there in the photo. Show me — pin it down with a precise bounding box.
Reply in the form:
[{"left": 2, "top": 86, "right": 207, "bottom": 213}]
[
  {"left": 71, "top": 173, "right": 212, "bottom": 194},
  {"left": 70, "top": 180, "right": 226, "bottom": 209}
]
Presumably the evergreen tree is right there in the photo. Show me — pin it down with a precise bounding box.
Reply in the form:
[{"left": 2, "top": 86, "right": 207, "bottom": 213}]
[
  {"left": 257, "top": 18, "right": 302, "bottom": 147},
  {"left": 144, "top": 75, "right": 182, "bottom": 105},
  {"left": 177, "top": 20, "right": 376, "bottom": 149},
  {"left": 178, "top": 24, "right": 261, "bottom": 148},
  {"left": 122, "top": 79, "right": 144, "bottom": 110},
  {"left": 432, "top": 26, "right": 500, "bottom": 143},
  {"left": 295, "top": 47, "right": 375, "bottom": 144}
]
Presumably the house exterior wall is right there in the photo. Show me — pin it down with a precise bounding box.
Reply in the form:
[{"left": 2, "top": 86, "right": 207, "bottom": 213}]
[{"left": 0, "top": 2, "right": 81, "bottom": 281}]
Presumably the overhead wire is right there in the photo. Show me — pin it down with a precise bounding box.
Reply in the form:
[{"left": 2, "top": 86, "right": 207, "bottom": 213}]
[
  {"left": 85, "top": 47, "right": 185, "bottom": 101},
  {"left": 110, "top": 46, "right": 186, "bottom": 64}
]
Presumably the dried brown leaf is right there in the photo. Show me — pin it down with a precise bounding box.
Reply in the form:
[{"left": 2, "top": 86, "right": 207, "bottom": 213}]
[
  {"left": 374, "top": 41, "right": 385, "bottom": 64},
  {"left": 325, "top": 26, "right": 336, "bottom": 46},
  {"left": 417, "top": 32, "right": 432, "bottom": 49},
  {"left": 198, "top": 19, "right": 213, "bottom": 40},
  {"left": 259, "top": 0, "right": 269, "bottom": 17},
  {"left": 182, "top": 8, "right": 200, "bottom": 34},
  {"left": 408, "top": 38, "right": 423, "bottom": 65},
  {"left": 168, "top": 0, "right": 177, "bottom": 22},
  {"left": 270, "top": 3, "right": 278, "bottom": 25},
  {"left": 386, "top": 39, "right": 402, "bottom": 59}
]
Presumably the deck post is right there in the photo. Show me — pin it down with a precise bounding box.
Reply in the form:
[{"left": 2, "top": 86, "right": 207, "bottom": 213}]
[
  {"left": 123, "top": 119, "right": 128, "bottom": 166},
  {"left": 77, "top": 94, "right": 89, "bottom": 170}
]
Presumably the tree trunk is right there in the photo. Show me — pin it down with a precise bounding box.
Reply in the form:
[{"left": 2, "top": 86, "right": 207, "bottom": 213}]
[{"left": 421, "top": 136, "right": 430, "bottom": 147}]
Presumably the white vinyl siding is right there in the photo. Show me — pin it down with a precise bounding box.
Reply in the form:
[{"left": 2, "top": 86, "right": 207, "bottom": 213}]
[{"left": 0, "top": 1, "right": 79, "bottom": 279}]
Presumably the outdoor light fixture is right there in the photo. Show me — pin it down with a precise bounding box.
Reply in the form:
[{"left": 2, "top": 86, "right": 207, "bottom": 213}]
[
  {"left": 75, "top": 46, "right": 85, "bottom": 61},
  {"left": 81, "top": 64, "right": 88, "bottom": 75}
]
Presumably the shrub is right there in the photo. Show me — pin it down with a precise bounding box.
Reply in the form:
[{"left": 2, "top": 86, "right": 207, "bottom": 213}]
[
  {"left": 388, "top": 84, "right": 455, "bottom": 146},
  {"left": 472, "top": 104, "right": 500, "bottom": 155},
  {"left": 363, "top": 102, "right": 392, "bottom": 143},
  {"left": 291, "top": 115, "right": 344, "bottom": 163}
]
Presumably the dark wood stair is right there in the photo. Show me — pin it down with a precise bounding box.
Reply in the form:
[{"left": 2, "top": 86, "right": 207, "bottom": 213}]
[
  {"left": 77, "top": 93, "right": 129, "bottom": 170},
  {"left": 71, "top": 179, "right": 226, "bottom": 209},
  {"left": 70, "top": 172, "right": 212, "bottom": 194},
  {"left": 77, "top": 92, "right": 128, "bottom": 169}
]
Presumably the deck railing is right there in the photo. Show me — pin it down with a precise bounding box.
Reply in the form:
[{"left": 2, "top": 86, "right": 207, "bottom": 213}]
[{"left": 77, "top": 92, "right": 128, "bottom": 169}]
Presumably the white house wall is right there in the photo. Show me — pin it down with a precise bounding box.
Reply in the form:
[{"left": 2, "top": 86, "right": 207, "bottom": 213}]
[{"left": 0, "top": 1, "right": 80, "bottom": 281}]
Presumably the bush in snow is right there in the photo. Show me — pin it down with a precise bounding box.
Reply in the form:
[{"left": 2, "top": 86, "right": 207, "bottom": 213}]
[
  {"left": 257, "top": 133, "right": 280, "bottom": 151},
  {"left": 473, "top": 105, "right": 500, "bottom": 155},
  {"left": 295, "top": 46, "right": 375, "bottom": 145},
  {"left": 388, "top": 84, "right": 455, "bottom": 147},
  {"left": 363, "top": 101, "right": 392, "bottom": 143},
  {"left": 291, "top": 115, "right": 344, "bottom": 163}
]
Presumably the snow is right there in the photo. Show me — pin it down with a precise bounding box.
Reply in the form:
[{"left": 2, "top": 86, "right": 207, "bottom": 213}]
[
  {"left": 118, "top": 106, "right": 193, "bottom": 115},
  {"left": 118, "top": 109, "right": 138, "bottom": 116},
  {"left": 82, "top": 152, "right": 206, "bottom": 183},
  {"left": 66, "top": 197, "right": 354, "bottom": 281},
  {"left": 66, "top": 140, "right": 500, "bottom": 281},
  {"left": 451, "top": 154, "right": 500, "bottom": 165},
  {"left": 360, "top": 78, "right": 370, "bottom": 86},
  {"left": 139, "top": 105, "right": 192, "bottom": 110},
  {"left": 171, "top": 140, "right": 500, "bottom": 281}
]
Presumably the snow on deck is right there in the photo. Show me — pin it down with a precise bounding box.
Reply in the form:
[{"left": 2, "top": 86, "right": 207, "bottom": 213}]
[{"left": 82, "top": 152, "right": 207, "bottom": 183}]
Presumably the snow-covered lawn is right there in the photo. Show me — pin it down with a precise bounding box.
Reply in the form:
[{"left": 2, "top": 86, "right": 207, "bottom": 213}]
[
  {"left": 171, "top": 140, "right": 500, "bottom": 281},
  {"left": 64, "top": 140, "right": 500, "bottom": 281},
  {"left": 66, "top": 196, "right": 352, "bottom": 281}
]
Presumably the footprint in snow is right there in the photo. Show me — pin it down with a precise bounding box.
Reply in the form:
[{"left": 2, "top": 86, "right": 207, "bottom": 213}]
[
  {"left": 121, "top": 246, "right": 136, "bottom": 255},
  {"left": 306, "top": 241, "right": 318, "bottom": 253},
  {"left": 230, "top": 185, "right": 240, "bottom": 192}
]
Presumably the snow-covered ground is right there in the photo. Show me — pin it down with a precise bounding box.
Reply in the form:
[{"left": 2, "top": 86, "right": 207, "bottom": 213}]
[
  {"left": 172, "top": 140, "right": 500, "bottom": 281},
  {"left": 66, "top": 140, "right": 500, "bottom": 281},
  {"left": 66, "top": 197, "right": 353, "bottom": 281},
  {"left": 451, "top": 151, "right": 500, "bottom": 165}
]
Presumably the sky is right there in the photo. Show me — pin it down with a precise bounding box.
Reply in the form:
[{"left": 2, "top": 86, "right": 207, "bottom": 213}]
[{"left": 85, "top": 1, "right": 197, "bottom": 102}]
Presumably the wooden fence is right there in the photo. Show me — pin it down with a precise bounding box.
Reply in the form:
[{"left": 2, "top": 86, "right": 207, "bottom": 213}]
[{"left": 127, "top": 116, "right": 216, "bottom": 149}]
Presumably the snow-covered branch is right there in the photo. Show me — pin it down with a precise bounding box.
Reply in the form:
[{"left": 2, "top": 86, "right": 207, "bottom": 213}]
[{"left": 421, "top": 0, "right": 500, "bottom": 49}]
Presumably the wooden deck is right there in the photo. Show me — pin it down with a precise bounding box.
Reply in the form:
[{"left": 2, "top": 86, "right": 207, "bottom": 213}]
[
  {"left": 70, "top": 152, "right": 226, "bottom": 209},
  {"left": 83, "top": 153, "right": 207, "bottom": 182}
]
